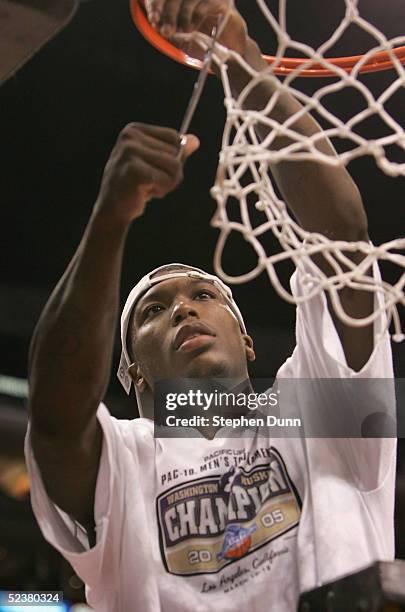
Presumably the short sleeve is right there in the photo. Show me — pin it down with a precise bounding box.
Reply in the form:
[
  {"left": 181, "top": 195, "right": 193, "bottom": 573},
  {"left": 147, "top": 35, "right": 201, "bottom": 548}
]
[
  {"left": 277, "top": 261, "right": 396, "bottom": 491},
  {"left": 286, "top": 260, "right": 394, "bottom": 379},
  {"left": 24, "top": 403, "right": 125, "bottom": 597}
]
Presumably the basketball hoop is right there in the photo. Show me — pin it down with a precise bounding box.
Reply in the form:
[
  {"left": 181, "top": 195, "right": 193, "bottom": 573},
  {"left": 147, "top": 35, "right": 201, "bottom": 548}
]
[
  {"left": 131, "top": 0, "right": 405, "bottom": 76},
  {"left": 131, "top": 0, "right": 405, "bottom": 342}
]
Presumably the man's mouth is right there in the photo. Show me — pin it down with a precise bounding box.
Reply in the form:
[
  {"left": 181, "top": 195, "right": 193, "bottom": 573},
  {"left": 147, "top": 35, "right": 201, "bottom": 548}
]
[
  {"left": 174, "top": 323, "right": 216, "bottom": 352},
  {"left": 177, "top": 334, "right": 215, "bottom": 352}
]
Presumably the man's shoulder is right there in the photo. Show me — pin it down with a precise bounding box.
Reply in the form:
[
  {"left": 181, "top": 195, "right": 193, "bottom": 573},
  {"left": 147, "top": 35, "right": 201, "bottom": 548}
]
[{"left": 98, "top": 403, "right": 154, "bottom": 447}]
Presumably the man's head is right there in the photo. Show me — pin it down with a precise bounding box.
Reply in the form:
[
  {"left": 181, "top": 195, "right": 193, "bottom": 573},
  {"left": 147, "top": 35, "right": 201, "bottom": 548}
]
[{"left": 118, "top": 264, "right": 255, "bottom": 416}]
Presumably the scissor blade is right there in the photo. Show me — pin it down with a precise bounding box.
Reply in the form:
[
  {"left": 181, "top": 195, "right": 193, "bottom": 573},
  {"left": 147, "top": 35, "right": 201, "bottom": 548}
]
[{"left": 178, "top": 24, "right": 221, "bottom": 142}]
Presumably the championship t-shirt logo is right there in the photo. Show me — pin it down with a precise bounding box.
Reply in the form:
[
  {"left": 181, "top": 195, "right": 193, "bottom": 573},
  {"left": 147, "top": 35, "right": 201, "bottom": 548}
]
[{"left": 157, "top": 448, "right": 301, "bottom": 575}]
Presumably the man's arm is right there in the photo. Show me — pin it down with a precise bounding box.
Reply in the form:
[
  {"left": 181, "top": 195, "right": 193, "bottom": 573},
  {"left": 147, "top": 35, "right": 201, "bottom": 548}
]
[
  {"left": 151, "top": 0, "right": 374, "bottom": 371},
  {"left": 28, "top": 124, "right": 199, "bottom": 530},
  {"left": 227, "top": 39, "right": 374, "bottom": 371}
]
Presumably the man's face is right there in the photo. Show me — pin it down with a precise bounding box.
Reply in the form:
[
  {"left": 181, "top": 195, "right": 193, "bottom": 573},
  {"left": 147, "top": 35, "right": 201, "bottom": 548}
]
[{"left": 128, "top": 274, "right": 255, "bottom": 392}]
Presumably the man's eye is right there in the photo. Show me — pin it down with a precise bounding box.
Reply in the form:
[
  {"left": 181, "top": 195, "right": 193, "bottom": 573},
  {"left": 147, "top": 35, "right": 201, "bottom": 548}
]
[
  {"left": 145, "top": 304, "right": 164, "bottom": 318},
  {"left": 195, "top": 291, "right": 215, "bottom": 300}
]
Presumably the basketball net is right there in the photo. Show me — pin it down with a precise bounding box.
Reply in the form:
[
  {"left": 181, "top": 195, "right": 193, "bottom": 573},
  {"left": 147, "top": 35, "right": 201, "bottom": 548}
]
[{"left": 133, "top": 0, "right": 405, "bottom": 341}]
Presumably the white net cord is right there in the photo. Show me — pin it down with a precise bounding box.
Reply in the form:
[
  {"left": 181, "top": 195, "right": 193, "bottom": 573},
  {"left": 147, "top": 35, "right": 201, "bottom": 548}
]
[{"left": 200, "top": 0, "right": 405, "bottom": 342}]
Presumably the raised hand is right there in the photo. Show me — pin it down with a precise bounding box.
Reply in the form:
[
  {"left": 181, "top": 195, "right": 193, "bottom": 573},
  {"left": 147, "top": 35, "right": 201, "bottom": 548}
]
[
  {"left": 145, "top": 0, "right": 249, "bottom": 58},
  {"left": 95, "top": 123, "right": 200, "bottom": 224}
]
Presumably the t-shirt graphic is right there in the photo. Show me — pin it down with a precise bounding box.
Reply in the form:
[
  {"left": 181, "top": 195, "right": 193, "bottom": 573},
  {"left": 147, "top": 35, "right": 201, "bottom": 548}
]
[{"left": 157, "top": 447, "right": 301, "bottom": 576}]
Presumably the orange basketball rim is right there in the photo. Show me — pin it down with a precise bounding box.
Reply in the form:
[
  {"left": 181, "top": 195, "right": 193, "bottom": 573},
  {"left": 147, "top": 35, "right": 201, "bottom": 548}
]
[{"left": 130, "top": 0, "right": 405, "bottom": 77}]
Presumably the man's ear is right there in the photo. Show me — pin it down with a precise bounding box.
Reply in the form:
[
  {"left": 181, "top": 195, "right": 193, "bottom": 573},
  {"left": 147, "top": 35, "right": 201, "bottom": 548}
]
[
  {"left": 243, "top": 335, "right": 256, "bottom": 362},
  {"left": 128, "top": 363, "right": 147, "bottom": 392}
]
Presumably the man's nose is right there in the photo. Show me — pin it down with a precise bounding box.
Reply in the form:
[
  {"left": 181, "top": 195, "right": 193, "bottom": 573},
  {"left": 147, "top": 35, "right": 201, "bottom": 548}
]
[{"left": 171, "top": 300, "right": 199, "bottom": 326}]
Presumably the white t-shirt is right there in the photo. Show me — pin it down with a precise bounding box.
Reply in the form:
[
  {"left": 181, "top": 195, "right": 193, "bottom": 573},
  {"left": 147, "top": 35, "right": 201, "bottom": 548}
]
[{"left": 25, "top": 268, "right": 397, "bottom": 611}]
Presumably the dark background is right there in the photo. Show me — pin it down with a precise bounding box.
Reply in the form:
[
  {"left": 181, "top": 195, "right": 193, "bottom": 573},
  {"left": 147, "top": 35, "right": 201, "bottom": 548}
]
[{"left": 0, "top": 0, "right": 404, "bottom": 602}]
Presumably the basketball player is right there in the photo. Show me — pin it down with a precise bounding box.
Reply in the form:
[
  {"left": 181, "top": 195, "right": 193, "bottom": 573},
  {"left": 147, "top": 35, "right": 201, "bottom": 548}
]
[{"left": 25, "top": 1, "right": 396, "bottom": 610}]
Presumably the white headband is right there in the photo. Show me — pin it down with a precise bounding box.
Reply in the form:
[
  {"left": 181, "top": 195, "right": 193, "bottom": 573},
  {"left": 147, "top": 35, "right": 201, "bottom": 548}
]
[{"left": 117, "top": 263, "right": 247, "bottom": 396}]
